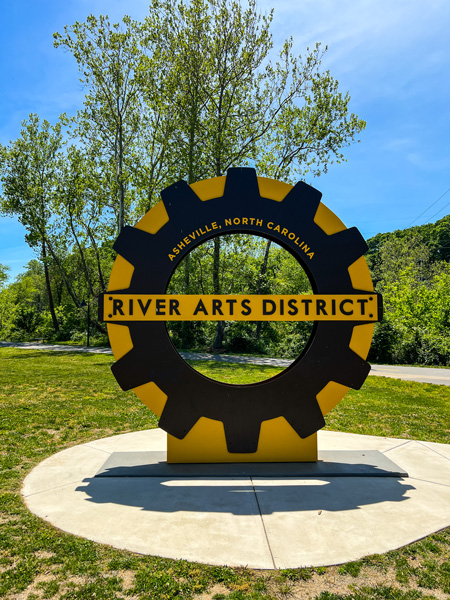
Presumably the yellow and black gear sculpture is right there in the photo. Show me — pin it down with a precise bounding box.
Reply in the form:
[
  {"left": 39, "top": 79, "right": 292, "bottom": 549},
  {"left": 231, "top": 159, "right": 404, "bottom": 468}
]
[{"left": 101, "top": 168, "right": 382, "bottom": 463}]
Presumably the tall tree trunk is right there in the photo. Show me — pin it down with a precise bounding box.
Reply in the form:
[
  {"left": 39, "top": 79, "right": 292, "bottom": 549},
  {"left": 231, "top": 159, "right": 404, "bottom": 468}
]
[
  {"left": 181, "top": 109, "right": 201, "bottom": 349},
  {"left": 211, "top": 143, "right": 225, "bottom": 350},
  {"left": 255, "top": 240, "right": 272, "bottom": 341},
  {"left": 44, "top": 236, "right": 80, "bottom": 307},
  {"left": 179, "top": 252, "right": 194, "bottom": 347},
  {"left": 86, "top": 225, "right": 106, "bottom": 292},
  {"left": 117, "top": 109, "right": 125, "bottom": 231},
  {"left": 69, "top": 212, "right": 95, "bottom": 297},
  {"left": 42, "top": 239, "right": 59, "bottom": 333},
  {"left": 212, "top": 236, "right": 225, "bottom": 350}
]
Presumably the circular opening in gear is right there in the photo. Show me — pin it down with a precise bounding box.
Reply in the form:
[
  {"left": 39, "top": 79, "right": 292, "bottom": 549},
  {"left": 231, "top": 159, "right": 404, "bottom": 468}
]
[{"left": 166, "top": 233, "right": 314, "bottom": 384}]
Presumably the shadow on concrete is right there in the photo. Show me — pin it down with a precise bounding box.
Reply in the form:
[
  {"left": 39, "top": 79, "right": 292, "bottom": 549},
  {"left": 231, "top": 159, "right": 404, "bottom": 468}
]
[{"left": 75, "top": 475, "right": 414, "bottom": 515}]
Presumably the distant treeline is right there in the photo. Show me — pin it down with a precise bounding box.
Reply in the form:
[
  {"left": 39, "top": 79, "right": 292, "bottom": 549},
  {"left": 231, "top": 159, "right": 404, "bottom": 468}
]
[
  {"left": 366, "top": 214, "right": 450, "bottom": 365},
  {"left": 0, "top": 214, "right": 448, "bottom": 366}
]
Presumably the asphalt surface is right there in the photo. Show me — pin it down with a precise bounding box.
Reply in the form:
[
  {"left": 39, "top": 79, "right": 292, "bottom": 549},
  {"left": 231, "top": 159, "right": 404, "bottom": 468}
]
[{"left": 1, "top": 341, "right": 449, "bottom": 386}]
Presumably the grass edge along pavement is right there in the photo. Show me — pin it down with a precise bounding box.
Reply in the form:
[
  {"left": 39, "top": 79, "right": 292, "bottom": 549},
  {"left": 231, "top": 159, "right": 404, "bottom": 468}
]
[{"left": 0, "top": 348, "right": 449, "bottom": 600}]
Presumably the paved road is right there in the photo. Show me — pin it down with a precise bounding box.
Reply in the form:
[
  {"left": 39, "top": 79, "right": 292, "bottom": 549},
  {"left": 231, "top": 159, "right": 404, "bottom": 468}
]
[
  {"left": 369, "top": 364, "right": 450, "bottom": 386},
  {"left": 1, "top": 341, "right": 449, "bottom": 386},
  {"left": 0, "top": 341, "right": 113, "bottom": 354}
]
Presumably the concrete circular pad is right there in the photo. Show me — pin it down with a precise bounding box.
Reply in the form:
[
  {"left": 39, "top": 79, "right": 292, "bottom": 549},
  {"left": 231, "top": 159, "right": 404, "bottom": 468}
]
[{"left": 22, "top": 429, "right": 450, "bottom": 569}]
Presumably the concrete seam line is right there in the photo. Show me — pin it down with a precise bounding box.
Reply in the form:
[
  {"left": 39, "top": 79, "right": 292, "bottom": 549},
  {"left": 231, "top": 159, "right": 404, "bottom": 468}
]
[
  {"left": 250, "top": 476, "right": 277, "bottom": 570},
  {"left": 382, "top": 440, "right": 413, "bottom": 453},
  {"left": 22, "top": 478, "right": 87, "bottom": 498},
  {"left": 406, "top": 476, "right": 450, "bottom": 489},
  {"left": 83, "top": 443, "right": 114, "bottom": 455},
  {"left": 416, "top": 440, "right": 450, "bottom": 462}
]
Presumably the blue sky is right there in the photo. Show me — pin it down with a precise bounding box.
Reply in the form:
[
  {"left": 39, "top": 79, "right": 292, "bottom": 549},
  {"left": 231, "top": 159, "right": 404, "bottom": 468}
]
[{"left": 1, "top": 0, "right": 449, "bottom": 280}]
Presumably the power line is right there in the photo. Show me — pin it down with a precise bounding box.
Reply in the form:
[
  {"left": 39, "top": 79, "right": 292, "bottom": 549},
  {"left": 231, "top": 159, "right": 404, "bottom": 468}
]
[
  {"left": 355, "top": 218, "right": 414, "bottom": 223},
  {"left": 423, "top": 199, "right": 450, "bottom": 224},
  {"left": 407, "top": 187, "right": 450, "bottom": 228}
]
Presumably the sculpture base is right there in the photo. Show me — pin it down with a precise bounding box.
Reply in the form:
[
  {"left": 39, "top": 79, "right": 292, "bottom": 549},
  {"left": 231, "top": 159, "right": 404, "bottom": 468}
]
[
  {"left": 167, "top": 417, "right": 318, "bottom": 463},
  {"left": 95, "top": 450, "right": 408, "bottom": 478}
]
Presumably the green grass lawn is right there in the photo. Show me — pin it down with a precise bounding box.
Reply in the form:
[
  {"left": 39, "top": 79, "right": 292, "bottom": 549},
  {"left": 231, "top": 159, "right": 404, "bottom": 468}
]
[
  {"left": 191, "top": 360, "right": 450, "bottom": 444},
  {"left": 0, "top": 348, "right": 449, "bottom": 600}
]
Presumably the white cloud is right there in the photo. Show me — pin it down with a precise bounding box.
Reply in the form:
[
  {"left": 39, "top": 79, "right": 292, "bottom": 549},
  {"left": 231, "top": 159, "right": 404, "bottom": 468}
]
[
  {"left": 257, "top": 0, "right": 450, "bottom": 99},
  {"left": 384, "top": 137, "right": 415, "bottom": 152},
  {"left": 407, "top": 152, "right": 450, "bottom": 172}
]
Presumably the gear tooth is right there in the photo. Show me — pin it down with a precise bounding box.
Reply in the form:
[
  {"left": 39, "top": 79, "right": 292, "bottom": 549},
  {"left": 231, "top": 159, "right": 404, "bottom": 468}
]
[
  {"left": 113, "top": 226, "right": 154, "bottom": 267},
  {"left": 159, "top": 398, "right": 202, "bottom": 439},
  {"left": 283, "top": 181, "right": 322, "bottom": 221},
  {"left": 331, "top": 350, "right": 371, "bottom": 389},
  {"left": 283, "top": 399, "right": 325, "bottom": 439},
  {"left": 223, "top": 167, "right": 260, "bottom": 210},
  {"left": 306, "top": 322, "right": 371, "bottom": 390},
  {"left": 329, "top": 227, "right": 368, "bottom": 266},
  {"left": 111, "top": 349, "right": 152, "bottom": 391},
  {"left": 222, "top": 417, "right": 262, "bottom": 453},
  {"left": 160, "top": 180, "right": 201, "bottom": 215}
]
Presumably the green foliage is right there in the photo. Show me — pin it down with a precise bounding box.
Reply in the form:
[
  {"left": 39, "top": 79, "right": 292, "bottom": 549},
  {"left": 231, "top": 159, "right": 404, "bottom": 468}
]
[
  {"left": 366, "top": 215, "right": 450, "bottom": 273},
  {"left": 0, "top": 263, "right": 9, "bottom": 287},
  {"left": 167, "top": 234, "right": 313, "bottom": 355},
  {"left": 0, "top": 116, "right": 114, "bottom": 341},
  {"left": 367, "top": 224, "right": 450, "bottom": 366}
]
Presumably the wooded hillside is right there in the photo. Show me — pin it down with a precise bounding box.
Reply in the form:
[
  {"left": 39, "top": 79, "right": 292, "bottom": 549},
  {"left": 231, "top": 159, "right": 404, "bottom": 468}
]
[{"left": 366, "top": 214, "right": 450, "bottom": 365}]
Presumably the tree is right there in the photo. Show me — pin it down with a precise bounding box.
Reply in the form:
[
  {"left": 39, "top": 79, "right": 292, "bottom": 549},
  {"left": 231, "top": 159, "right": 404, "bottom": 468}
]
[
  {"left": 167, "top": 233, "right": 313, "bottom": 357},
  {"left": 145, "top": 0, "right": 365, "bottom": 348},
  {"left": 0, "top": 115, "right": 65, "bottom": 333},
  {"left": 54, "top": 15, "right": 146, "bottom": 232},
  {"left": 0, "top": 264, "right": 9, "bottom": 288},
  {"left": 54, "top": 144, "right": 113, "bottom": 297},
  {"left": 366, "top": 225, "right": 450, "bottom": 365},
  {"left": 373, "top": 263, "right": 450, "bottom": 365},
  {"left": 373, "top": 232, "right": 432, "bottom": 290}
]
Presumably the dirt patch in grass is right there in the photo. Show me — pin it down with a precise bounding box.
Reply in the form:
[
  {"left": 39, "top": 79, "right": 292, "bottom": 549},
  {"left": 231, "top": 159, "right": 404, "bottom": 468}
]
[
  {"left": 195, "top": 583, "right": 230, "bottom": 599},
  {"left": 271, "top": 566, "right": 449, "bottom": 600}
]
